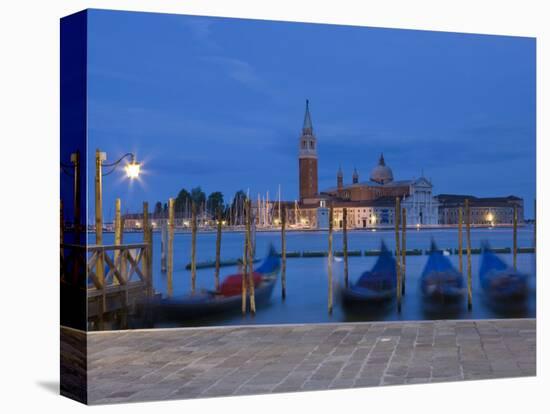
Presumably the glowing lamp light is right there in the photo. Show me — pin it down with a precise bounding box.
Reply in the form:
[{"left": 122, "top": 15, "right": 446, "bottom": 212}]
[
  {"left": 487, "top": 213, "right": 494, "bottom": 223},
  {"left": 125, "top": 159, "right": 141, "bottom": 179}
]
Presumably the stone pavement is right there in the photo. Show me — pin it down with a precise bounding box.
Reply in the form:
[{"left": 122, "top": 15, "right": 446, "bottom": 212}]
[{"left": 74, "top": 319, "right": 535, "bottom": 404}]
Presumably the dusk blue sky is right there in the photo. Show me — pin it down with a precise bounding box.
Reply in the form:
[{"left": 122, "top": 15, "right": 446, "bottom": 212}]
[{"left": 86, "top": 9, "right": 536, "bottom": 221}]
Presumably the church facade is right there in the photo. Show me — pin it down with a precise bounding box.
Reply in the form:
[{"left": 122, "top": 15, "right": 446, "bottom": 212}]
[{"left": 295, "top": 101, "right": 439, "bottom": 229}]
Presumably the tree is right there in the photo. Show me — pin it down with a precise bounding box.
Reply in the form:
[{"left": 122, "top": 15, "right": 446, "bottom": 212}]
[
  {"left": 207, "top": 192, "right": 224, "bottom": 216},
  {"left": 154, "top": 201, "right": 163, "bottom": 216},
  {"left": 190, "top": 187, "right": 206, "bottom": 206},
  {"left": 175, "top": 188, "right": 191, "bottom": 213},
  {"left": 231, "top": 190, "right": 248, "bottom": 225}
]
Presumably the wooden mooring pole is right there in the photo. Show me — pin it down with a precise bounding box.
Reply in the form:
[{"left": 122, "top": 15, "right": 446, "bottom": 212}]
[
  {"left": 401, "top": 207, "right": 406, "bottom": 296},
  {"left": 114, "top": 198, "right": 122, "bottom": 245},
  {"left": 143, "top": 201, "right": 152, "bottom": 297},
  {"left": 281, "top": 204, "right": 287, "bottom": 300},
  {"left": 191, "top": 202, "right": 197, "bottom": 294},
  {"left": 328, "top": 203, "right": 334, "bottom": 314},
  {"left": 167, "top": 198, "right": 175, "bottom": 297},
  {"left": 114, "top": 199, "right": 122, "bottom": 282},
  {"left": 343, "top": 208, "right": 349, "bottom": 289},
  {"left": 246, "top": 199, "right": 256, "bottom": 314},
  {"left": 214, "top": 207, "right": 222, "bottom": 292},
  {"left": 513, "top": 205, "right": 518, "bottom": 270},
  {"left": 395, "top": 197, "right": 402, "bottom": 312},
  {"left": 458, "top": 207, "right": 463, "bottom": 274},
  {"left": 241, "top": 211, "right": 248, "bottom": 315},
  {"left": 161, "top": 222, "right": 167, "bottom": 273},
  {"left": 465, "top": 199, "right": 472, "bottom": 310}
]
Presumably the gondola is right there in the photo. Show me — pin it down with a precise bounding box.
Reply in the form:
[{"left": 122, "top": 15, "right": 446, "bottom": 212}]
[
  {"left": 154, "top": 245, "right": 280, "bottom": 319},
  {"left": 420, "top": 240, "right": 464, "bottom": 304},
  {"left": 479, "top": 243, "right": 528, "bottom": 302},
  {"left": 341, "top": 241, "right": 397, "bottom": 306}
]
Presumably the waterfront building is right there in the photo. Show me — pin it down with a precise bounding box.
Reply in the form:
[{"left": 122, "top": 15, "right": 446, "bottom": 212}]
[
  {"left": 436, "top": 194, "right": 524, "bottom": 225},
  {"left": 292, "top": 100, "right": 439, "bottom": 228},
  {"left": 120, "top": 100, "right": 523, "bottom": 230}
]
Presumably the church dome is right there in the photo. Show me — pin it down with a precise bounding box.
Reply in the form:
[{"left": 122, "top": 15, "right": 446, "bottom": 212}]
[{"left": 370, "top": 153, "right": 393, "bottom": 184}]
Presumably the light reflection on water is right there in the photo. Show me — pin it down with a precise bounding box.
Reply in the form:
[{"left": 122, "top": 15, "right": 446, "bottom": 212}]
[{"left": 97, "top": 226, "right": 536, "bottom": 329}]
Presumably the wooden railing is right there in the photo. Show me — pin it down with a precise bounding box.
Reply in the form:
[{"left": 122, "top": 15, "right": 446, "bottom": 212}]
[{"left": 61, "top": 242, "right": 153, "bottom": 316}]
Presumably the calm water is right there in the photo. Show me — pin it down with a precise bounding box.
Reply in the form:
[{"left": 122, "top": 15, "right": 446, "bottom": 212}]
[{"left": 98, "top": 226, "right": 536, "bottom": 329}]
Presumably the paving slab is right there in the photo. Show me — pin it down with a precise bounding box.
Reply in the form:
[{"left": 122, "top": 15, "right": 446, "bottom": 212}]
[{"left": 61, "top": 319, "right": 536, "bottom": 404}]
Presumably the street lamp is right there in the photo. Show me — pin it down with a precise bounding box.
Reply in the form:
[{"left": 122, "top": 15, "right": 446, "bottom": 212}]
[
  {"left": 125, "top": 156, "right": 141, "bottom": 179},
  {"left": 95, "top": 148, "right": 141, "bottom": 246}
]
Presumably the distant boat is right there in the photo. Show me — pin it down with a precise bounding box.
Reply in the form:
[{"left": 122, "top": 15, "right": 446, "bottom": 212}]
[
  {"left": 155, "top": 245, "right": 280, "bottom": 319},
  {"left": 341, "top": 241, "right": 397, "bottom": 305},
  {"left": 480, "top": 242, "right": 528, "bottom": 302},
  {"left": 420, "top": 240, "right": 465, "bottom": 303}
]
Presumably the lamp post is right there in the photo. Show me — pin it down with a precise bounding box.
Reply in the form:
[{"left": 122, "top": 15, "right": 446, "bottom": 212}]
[
  {"left": 95, "top": 149, "right": 141, "bottom": 242},
  {"left": 94, "top": 149, "right": 141, "bottom": 281}
]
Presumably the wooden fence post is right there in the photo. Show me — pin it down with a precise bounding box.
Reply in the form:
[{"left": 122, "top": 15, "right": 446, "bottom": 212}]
[{"left": 465, "top": 199, "right": 472, "bottom": 310}]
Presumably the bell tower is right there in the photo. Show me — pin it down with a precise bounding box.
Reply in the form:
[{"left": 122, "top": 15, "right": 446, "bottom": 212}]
[{"left": 299, "top": 100, "right": 318, "bottom": 202}]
